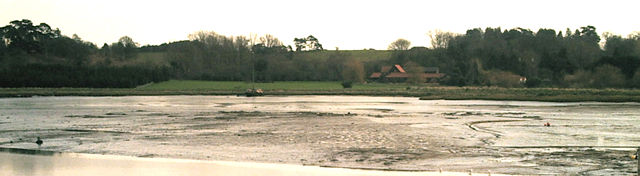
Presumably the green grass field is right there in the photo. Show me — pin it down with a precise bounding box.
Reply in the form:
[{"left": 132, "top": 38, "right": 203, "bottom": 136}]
[
  {"left": 4, "top": 80, "right": 640, "bottom": 102},
  {"left": 139, "top": 80, "right": 411, "bottom": 91},
  {"left": 139, "top": 80, "right": 640, "bottom": 102},
  {"left": 121, "top": 50, "right": 392, "bottom": 67},
  {"left": 292, "top": 50, "right": 392, "bottom": 61},
  {"left": 140, "top": 80, "right": 341, "bottom": 90}
]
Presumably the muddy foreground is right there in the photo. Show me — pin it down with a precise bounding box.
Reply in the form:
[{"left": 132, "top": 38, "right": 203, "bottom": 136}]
[{"left": 0, "top": 96, "right": 638, "bottom": 175}]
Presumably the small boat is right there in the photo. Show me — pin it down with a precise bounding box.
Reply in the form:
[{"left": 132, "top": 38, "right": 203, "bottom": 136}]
[{"left": 245, "top": 88, "right": 264, "bottom": 97}]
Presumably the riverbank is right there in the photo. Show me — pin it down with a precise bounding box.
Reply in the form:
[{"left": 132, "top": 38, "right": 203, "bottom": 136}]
[{"left": 3, "top": 80, "right": 640, "bottom": 102}]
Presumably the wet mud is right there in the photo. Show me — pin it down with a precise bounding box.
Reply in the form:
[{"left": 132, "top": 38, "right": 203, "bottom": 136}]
[{"left": 0, "top": 96, "right": 638, "bottom": 175}]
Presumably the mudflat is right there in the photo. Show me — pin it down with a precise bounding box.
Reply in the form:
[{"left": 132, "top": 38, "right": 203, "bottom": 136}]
[{"left": 0, "top": 96, "right": 638, "bottom": 175}]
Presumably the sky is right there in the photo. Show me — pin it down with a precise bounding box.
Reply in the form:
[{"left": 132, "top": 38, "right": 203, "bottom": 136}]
[{"left": 2, "top": 0, "right": 639, "bottom": 50}]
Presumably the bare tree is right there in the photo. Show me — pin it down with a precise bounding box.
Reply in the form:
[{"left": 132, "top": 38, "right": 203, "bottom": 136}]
[
  {"left": 187, "top": 31, "right": 210, "bottom": 42},
  {"left": 235, "top": 36, "right": 249, "bottom": 49},
  {"left": 388, "top": 38, "right": 411, "bottom": 50},
  {"left": 118, "top": 36, "right": 137, "bottom": 48},
  {"left": 248, "top": 33, "right": 259, "bottom": 47},
  {"left": 428, "top": 30, "right": 456, "bottom": 49},
  {"left": 259, "top": 34, "right": 282, "bottom": 48},
  {"left": 111, "top": 36, "right": 138, "bottom": 60}
]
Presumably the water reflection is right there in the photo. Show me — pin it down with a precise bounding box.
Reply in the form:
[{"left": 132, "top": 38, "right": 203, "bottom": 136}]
[
  {"left": 0, "top": 151, "right": 494, "bottom": 176},
  {"left": 0, "top": 147, "right": 60, "bottom": 156}
]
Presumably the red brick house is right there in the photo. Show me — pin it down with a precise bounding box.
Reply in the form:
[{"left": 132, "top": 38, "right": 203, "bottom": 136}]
[{"left": 369, "top": 64, "right": 445, "bottom": 83}]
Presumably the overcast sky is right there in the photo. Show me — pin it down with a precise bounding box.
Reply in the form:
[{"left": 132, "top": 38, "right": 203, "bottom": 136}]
[{"left": 2, "top": 0, "right": 639, "bottom": 50}]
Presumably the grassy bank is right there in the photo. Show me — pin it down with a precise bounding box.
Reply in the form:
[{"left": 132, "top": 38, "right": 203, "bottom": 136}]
[
  {"left": 139, "top": 80, "right": 415, "bottom": 91},
  {"left": 115, "top": 50, "right": 392, "bottom": 68},
  {"left": 416, "top": 87, "right": 640, "bottom": 102},
  {"left": 3, "top": 80, "right": 640, "bottom": 102}
]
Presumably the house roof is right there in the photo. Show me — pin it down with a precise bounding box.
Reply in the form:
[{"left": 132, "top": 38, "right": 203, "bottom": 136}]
[
  {"left": 394, "top": 64, "right": 406, "bottom": 73},
  {"left": 370, "top": 65, "right": 445, "bottom": 81},
  {"left": 385, "top": 73, "right": 444, "bottom": 79}
]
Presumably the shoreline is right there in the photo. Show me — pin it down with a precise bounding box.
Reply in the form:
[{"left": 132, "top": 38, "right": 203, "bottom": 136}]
[
  {"left": 0, "top": 147, "right": 501, "bottom": 176},
  {"left": 2, "top": 87, "right": 640, "bottom": 103}
]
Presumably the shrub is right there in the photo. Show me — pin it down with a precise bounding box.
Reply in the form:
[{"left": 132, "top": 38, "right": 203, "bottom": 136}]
[
  {"left": 341, "top": 81, "right": 353, "bottom": 88},
  {"left": 341, "top": 59, "right": 365, "bottom": 83},
  {"left": 564, "top": 70, "right": 593, "bottom": 88},
  {"left": 631, "top": 70, "right": 640, "bottom": 88},
  {"left": 524, "top": 77, "right": 542, "bottom": 88},
  {"left": 404, "top": 61, "right": 426, "bottom": 84},
  {"left": 564, "top": 65, "right": 626, "bottom": 88},
  {"left": 591, "top": 64, "right": 626, "bottom": 88},
  {"left": 481, "top": 70, "right": 522, "bottom": 88}
]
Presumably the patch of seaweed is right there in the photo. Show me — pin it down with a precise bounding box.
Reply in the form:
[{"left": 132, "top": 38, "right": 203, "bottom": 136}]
[
  {"left": 145, "top": 113, "right": 171, "bottom": 116},
  {"left": 105, "top": 112, "right": 127, "bottom": 116},
  {"left": 64, "top": 115, "right": 115, "bottom": 118},
  {"left": 218, "top": 111, "right": 268, "bottom": 117},
  {"left": 442, "top": 111, "right": 488, "bottom": 116},
  {"left": 288, "top": 111, "right": 357, "bottom": 117},
  {"left": 62, "top": 129, "right": 128, "bottom": 134},
  {"left": 214, "top": 116, "right": 237, "bottom": 120}
]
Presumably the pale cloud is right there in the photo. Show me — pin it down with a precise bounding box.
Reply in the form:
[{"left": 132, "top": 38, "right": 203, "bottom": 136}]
[{"left": 1, "top": 0, "right": 638, "bottom": 49}]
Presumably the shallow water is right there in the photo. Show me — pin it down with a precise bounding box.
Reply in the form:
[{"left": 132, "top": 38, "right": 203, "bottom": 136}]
[
  {"left": 0, "top": 96, "right": 638, "bottom": 174},
  {"left": 0, "top": 148, "right": 501, "bottom": 176}
]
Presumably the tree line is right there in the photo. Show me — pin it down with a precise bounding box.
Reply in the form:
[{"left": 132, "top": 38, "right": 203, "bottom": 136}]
[
  {"left": 0, "top": 19, "right": 170, "bottom": 88},
  {"left": 389, "top": 27, "right": 640, "bottom": 88},
  {"left": 160, "top": 30, "right": 362, "bottom": 83},
  {"left": 0, "top": 19, "right": 356, "bottom": 87},
  {"left": 1, "top": 19, "right": 639, "bottom": 88}
]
